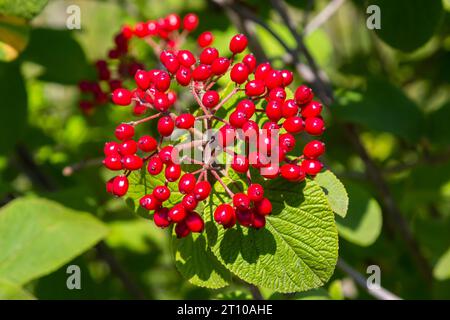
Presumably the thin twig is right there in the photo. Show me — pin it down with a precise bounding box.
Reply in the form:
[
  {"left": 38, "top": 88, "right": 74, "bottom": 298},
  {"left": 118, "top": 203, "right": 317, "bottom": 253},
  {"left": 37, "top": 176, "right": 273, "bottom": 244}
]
[{"left": 303, "top": 0, "right": 346, "bottom": 36}]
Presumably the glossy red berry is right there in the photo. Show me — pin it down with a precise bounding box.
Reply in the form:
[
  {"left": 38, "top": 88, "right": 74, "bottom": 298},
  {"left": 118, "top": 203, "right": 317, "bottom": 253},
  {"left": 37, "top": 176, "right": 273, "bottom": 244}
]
[
  {"left": 154, "top": 207, "right": 171, "bottom": 228},
  {"left": 154, "top": 71, "right": 171, "bottom": 92},
  {"left": 177, "top": 50, "right": 196, "bottom": 68},
  {"left": 202, "top": 90, "right": 220, "bottom": 108},
  {"left": 254, "top": 198, "right": 272, "bottom": 216},
  {"left": 231, "top": 155, "right": 249, "bottom": 173},
  {"left": 112, "top": 88, "right": 132, "bottom": 106},
  {"left": 218, "top": 125, "right": 236, "bottom": 147},
  {"left": 211, "top": 57, "right": 230, "bottom": 76},
  {"left": 242, "top": 54, "right": 256, "bottom": 73},
  {"left": 165, "top": 163, "right": 181, "bottom": 182},
  {"left": 280, "top": 70, "right": 293, "bottom": 87},
  {"left": 178, "top": 173, "right": 197, "bottom": 194},
  {"left": 260, "top": 165, "right": 279, "bottom": 179},
  {"left": 303, "top": 140, "right": 325, "bottom": 159},
  {"left": 254, "top": 62, "right": 272, "bottom": 81},
  {"left": 194, "top": 181, "right": 211, "bottom": 201},
  {"left": 245, "top": 80, "right": 265, "bottom": 96},
  {"left": 169, "top": 204, "right": 187, "bottom": 223},
  {"left": 200, "top": 47, "right": 219, "bottom": 65},
  {"left": 176, "top": 66, "right": 192, "bottom": 86},
  {"left": 185, "top": 212, "right": 204, "bottom": 233},
  {"left": 157, "top": 116, "right": 175, "bottom": 137},
  {"left": 104, "top": 142, "right": 120, "bottom": 156},
  {"left": 103, "top": 155, "right": 122, "bottom": 171},
  {"left": 283, "top": 116, "right": 304, "bottom": 134},
  {"left": 112, "top": 175, "right": 129, "bottom": 197},
  {"left": 247, "top": 184, "right": 264, "bottom": 202},
  {"left": 279, "top": 133, "right": 296, "bottom": 152},
  {"left": 147, "top": 156, "right": 164, "bottom": 175},
  {"left": 236, "top": 99, "right": 255, "bottom": 118},
  {"left": 302, "top": 159, "right": 323, "bottom": 176},
  {"left": 140, "top": 194, "right": 161, "bottom": 211},
  {"left": 295, "top": 85, "right": 314, "bottom": 105},
  {"left": 159, "top": 145, "right": 175, "bottom": 164},
  {"left": 198, "top": 31, "right": 214, "bottom": 47},
  {"left": 236, "top": 208, "right": 253, "bottom": 227},
  {"left": 192, "top": 64, "right": 212, "bottom": 81},
  {"left": 138, "top": 135, "right": 157, "bottom": 152},
  {"left": 266, "top": 101, "right": 283, "bottom": 122},
  {"left": 304, "top": 117, "right": 325, "bottom": 136},
  {"left": 265, "top": 70, "right": 283, "bottom": 89},
  {"left": 183, "top": 13, "right": 199, "bottom": 31},
  {"left": 115, "top": 123, "right": 135, "bottom": 140},
  {"left": 282, "top": 99, "right": 299, "bottom": 118},
  {"left": 229, "top": 34, "right": 248, "bottom": 54},
  {"left": 153, "top": 185, "right": 171, "bottom": 202},
  {"left": 181, "top": 193, "right": 197, "bottom": 211},
  {"left": 268, "top": 87, "right": 286, "bottom": 102},
  {"left": 119, "top": 140, "right": 137, "bottom": 155},
  {"left": 122, "top": 154, "right": 143, "bottom": 170},
  {"left": 214, "top": 204, "right": 236, "bottom": 227},
  {"left": 280, "top": 164, "right": 305, "bottom": 181},
  {"left": 301, "top": 101, "right": 323, "bottom": 118},
  {"left": 233, "top": 193, "right": 250, "bottom": 209},
  {"left": 175, "top": 221, "right": 190, "bottom": 238},
  {"left": 175, "top": 114, "right": 195, "bottom": 129},
  {"left": 134, "top": 70, "right": 151, "bottom": 90},
  {"left": 161, "top": 54, "right": 180, "bottom": 74},
  {"left": 229, "top": 110, "right": 247, "bottom": 128},
  {"left": 230, "top": 63, "right": 249, "bottom": 84},
  {"left": 165, "top": 13, "right": 181, "bottom": 31}
]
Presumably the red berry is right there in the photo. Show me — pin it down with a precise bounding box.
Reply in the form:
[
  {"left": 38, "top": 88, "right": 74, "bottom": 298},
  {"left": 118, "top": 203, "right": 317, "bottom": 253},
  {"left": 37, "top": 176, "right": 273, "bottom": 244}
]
[
  {"left": 260, "top": 165, "right": 279, "bottom": 179},
  {"left": 198, "top": 31, "right": 214, "bottom": 47},
  {"left": 254, "top": 198, "right": 272, "bottom": 216},
  {"left": 154, "top": 71, "right": 171, "bottom": 92},
  {"left": 185, "top": 212, "right": 204, "bottom": 233},
  {"left": 295, "top": 85, "right": 314, "bottom": 105},
  {"left": 103, "top": 155, "right": 122, "bottom": 171},
  {"left": 133, "top": 102, "right": 147, "bottom": 116},
  {"left": 194, "top": 181, "right": 211, "bottom": 201},
  {"left": 233, "top": 193, "right": 250, "bottom": 209},
  {"left": 165, "top": 13, "right": 181, "bottom": 31},
  {"left": 268, "top": 87, "right": 286, "bottom": 102},
  {"left": 169, "top": 204, "right": 187, "bottom": 223},
  {"left": 214, "top": 204, "right": 236, "bottom": 227},
  {"left": 140, "top": 194, "right": 161, "bottom": 211},
  {"left": 154, "top": 207, "right": 171, "bottom": 228},
  {"left": 159, "top": 145, "right": 175, "bottom": 164},
  {"left": 176, "top": 66, "right": 192, "bottom": 86},
  {"left": 104, "top": 142, "right": 120, "bottom": 156},
  {"left": 242, "top": 54, "right": 256, "bottom": 73},
  {"left": 119, "top": 140, "right": 137, "bottom": 155},
  {"left": 280, "top": 70, "right": 293, "bottom": 87},
  {"left": 266, "top": 101, "right": 283, "bottom": 122},
  {"left": 182, "top": 193, "right": 198, "bottom": 211},
  {"left": 202, "top": 90, "right": 220, "bottom": 108},
  {"left": 229, "top": 110, "right": 247, "bottom": 128},
  {"left": 122, "top": 154, "right": 143, "bottom": 170},
  {"left": 192, "top": 64, "right": 212, "bottom": 81},
  {"left": 249, "top": 151, "right": 269, "bottom": 169},
  {"left": 283, "top": 116, "right": 304, "bottom": 134},
  {"left": 167, "top": 90, "right": 177, "bottom": 105},
  {"left": 255, "top": 62, "right": 271, "bottom": 81},
  {"left": 165, "top": 163, "right": 181, "bottom": 182},
  {"left": 231, "top": 155, "right": 249, "bottom": 173},
  {"left": 242, "top": 120, "right": 259, "bottom": 135},
  {"left": 280, "top": 164, "right": 305, "bottom": 181},
  {"left": 153, "top": 185, "right": 171, "bottom": 202},
  {"left": 134, "top": 70, "right": 151, "bottom": 90},
  {"left": 252, "top": 212, "right": 266, "bottom": 229},
  {"left": 175, "top": 221, "right": 190, "bottom": 238},
  {"left": 200, "top": 47, "right": 219, "bottom": 65},
  {"left": 302, "top": 159, "right": 323, "bottom": 176},
  {"left": 229, "top": 34, "right": 248, "bottom": 54},
  {"left": 147, "top": 156, "right": 163, "bottom": 175},
  {"left": 304, "top": 117, "right": 325, "bottom": 136},
  {"left": 236, "top": 99, "right": 255, "bottom": 118},
  {"left": 138, "top": 135, "right": 157, "bottom": 152},
  {"left": 112, "top": 88, "right": 132, "bottom": 106},
  {"left": 230, "top": 63, "right": 249, "bottom": 84},
  {"left": 301, "top": 101, "right": 323, "bottom": 118},
  {"left": 115, "top": 123, "right": 135, "bottom": 140},
  {"left": 175, "top": 114, "right": 195, "bottom": 129},
  {"left": 218, "top": 125, "right": 236, "bottom": 147},
  {"left": 282, "top": 99, "right": 299, "bottom": 118},
  {"left": 247, "top": 184, "right": 264, "bottom": 202},
  {"left": 112, "top": 175, "right": 129, "bottom": 197},
  {"left": 178, "top": 173, "right": 197, "bottom": 194},
  {"left": 245, "top": 80, "right": 266, "bottom": 96},
  {"left": 183, "top": 13, "right": 199, "bottom": 31},
  {"left": 177, "top": 50, "right": 196, "bottom": 68},
  {"left": 161, "top": 53, "right": 180, "bottom": 74},
  {"left": 279, "top": 133, "right": 296, "bottom": 152},
  {"left": 303, "top": 140, "right": 325, "bottom": 159},
  {"left": 236, "top": 208, "right": 253, "bottom": 227},
  {"left": 211, "top": 57, "right": 230, "bottom": 75},
  {"left": 157, "top": 116, "right": 175, "bottom": 137},
  {"left": 265, "top": 70, "right": 283, "bottom": 89}
]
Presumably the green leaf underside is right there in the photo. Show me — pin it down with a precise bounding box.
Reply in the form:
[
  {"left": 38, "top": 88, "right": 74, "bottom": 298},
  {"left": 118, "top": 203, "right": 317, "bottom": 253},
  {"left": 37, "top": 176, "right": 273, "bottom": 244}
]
[
  {"left": 0, "top": 198, "right": 108, "bottom": 285},
  {"left": 336, "top": 182, "right": 382, "bottom": 247},
  {"left": 0, "top": 0, "right": 49, "bottom": 20},
  {"left": 204, "top": 175, "right": 338, "bottom": 293},
  {"left": 315, "top": 170, "right": 349, "bottom": 218},
  {"left": 434, "top": 247, "right": 450, "bottom": 281},
  {"left": 172, "top": 232, "right": 232, "bottom": 289},
  {"left": 0, "top": 278, "right": 35, "bottom": 300}
]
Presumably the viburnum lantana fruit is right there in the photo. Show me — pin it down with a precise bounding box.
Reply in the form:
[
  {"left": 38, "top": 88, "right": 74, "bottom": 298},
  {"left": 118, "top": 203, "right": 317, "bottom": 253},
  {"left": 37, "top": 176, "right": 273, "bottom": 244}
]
[{"left": 99, "top": 13, "right": 327, "bottom": 238}]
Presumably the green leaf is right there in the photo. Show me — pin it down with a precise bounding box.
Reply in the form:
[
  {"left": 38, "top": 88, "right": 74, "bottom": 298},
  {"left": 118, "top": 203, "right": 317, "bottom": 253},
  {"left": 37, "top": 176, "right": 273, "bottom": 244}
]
[
  {"left": 0, "top": 61, "right": 27, "bottom": 154},
  {"left": 369, "top": 0, "right": 443, "bottom": 52},
  {"left": 22, "top": 28, "right": 93, "bottom": 84},
  {"left": 426, "top": 102, "right": 450, "bottom": 147},
  {"left": 125, "top": 167, "right": 184, "bottom": 219},
  {"left": 315, "top": 170, "right": 349, "bottom": 217},
  {"left": 0, "top": 16, "right": 29, "bottom": 62},
  {"left": 434, "top": 247, "right": 450, "bottom": 281},
  {"left": 0, "top": 197, "right": 108, "bottom": 285},
  {"left": 0, "top": 0, "right": 48, "bottom": 20},
  {"left": 204, "top": 176, "right": 339, "bottom": 293},
  {"left": 172, "top": 232, "right": 232, "bottom": 289},
  {"left": 336, "top": 182, "right": 382, "bottom": 247},
  {"left": 334, "top": 79, "right": 424, "bottom": 142},
  {"left": 0, "top": 278, "right": 35, "bottom": 300}
]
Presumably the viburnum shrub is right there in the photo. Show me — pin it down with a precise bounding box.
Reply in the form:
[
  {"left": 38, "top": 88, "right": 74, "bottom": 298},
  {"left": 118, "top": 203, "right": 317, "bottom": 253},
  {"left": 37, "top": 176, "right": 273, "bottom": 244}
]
[{"left": 91, "top": 13, "right": 346, "bottom": 293}]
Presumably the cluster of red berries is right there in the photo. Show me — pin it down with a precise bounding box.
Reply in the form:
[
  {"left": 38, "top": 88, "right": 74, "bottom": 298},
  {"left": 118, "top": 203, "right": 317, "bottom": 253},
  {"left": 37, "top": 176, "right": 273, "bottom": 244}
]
[
  {"left": 101, "top": 14, "right": 326, "bottom": 238},
  {"left": 78, "top": 13, "right": 200, "bottom": 114}
]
